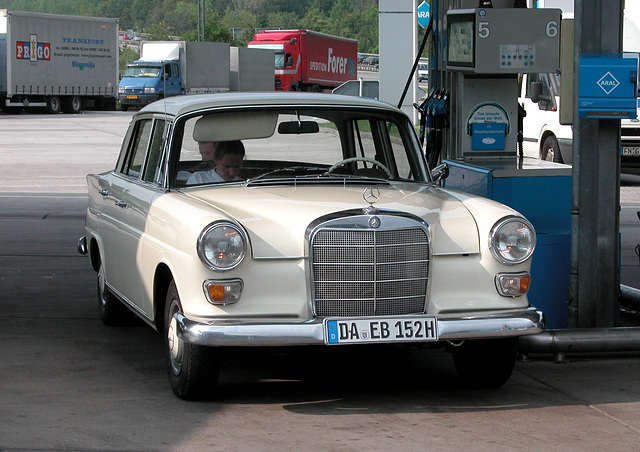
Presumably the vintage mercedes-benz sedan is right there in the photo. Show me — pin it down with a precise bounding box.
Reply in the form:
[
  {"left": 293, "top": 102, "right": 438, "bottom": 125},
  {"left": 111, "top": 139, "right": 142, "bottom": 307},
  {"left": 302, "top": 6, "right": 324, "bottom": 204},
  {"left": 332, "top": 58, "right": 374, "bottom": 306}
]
[{"left": 78, "top": 92, "right": 543, "bottom": 399}]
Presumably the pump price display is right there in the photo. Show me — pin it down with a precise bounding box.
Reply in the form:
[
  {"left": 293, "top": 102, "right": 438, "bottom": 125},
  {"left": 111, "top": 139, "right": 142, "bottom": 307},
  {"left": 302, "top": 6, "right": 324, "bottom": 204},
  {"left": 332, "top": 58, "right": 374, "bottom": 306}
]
[{"left": 325, "top": 316, "right": 438, "bottom": 344}]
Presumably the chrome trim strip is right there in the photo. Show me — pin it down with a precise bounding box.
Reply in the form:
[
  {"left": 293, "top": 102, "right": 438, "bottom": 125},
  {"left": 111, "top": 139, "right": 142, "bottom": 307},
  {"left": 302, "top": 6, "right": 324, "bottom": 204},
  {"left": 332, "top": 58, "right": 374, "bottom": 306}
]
[
  {"left": 175, "top": 307, "right": 544, "bottom": 347},
  {"left": 77, "top": 236, "right": 87, "bottom": 255}
]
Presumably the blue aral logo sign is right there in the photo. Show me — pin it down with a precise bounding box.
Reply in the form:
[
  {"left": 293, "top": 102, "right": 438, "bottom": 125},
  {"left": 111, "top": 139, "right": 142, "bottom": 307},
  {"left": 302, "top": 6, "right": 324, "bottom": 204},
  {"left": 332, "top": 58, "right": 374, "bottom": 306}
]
[
  {"left": 418, "top": 1, "right": 430, "bottom": 29},
  {"left": 597, "top": 71, "right": 620, "bottom": 95}
]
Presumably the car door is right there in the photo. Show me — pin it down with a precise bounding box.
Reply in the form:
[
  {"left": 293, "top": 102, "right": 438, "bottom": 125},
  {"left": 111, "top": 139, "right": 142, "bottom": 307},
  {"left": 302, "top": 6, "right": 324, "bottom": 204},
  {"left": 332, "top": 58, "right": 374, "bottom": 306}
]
[
  {"left": 88, "top": 171, "right": 128, "bottom": 293},
  {"left": 115, "top": 116, "right": 167, "bottom": 318},
  {"left": 162, "top": 62, "right": 182, "bottom": 97}
]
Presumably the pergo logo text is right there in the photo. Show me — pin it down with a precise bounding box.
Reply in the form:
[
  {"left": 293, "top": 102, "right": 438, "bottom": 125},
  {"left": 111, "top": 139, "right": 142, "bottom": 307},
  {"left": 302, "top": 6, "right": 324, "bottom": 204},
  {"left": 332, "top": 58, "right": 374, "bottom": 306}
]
[{"left": 16, "top": 38, "right": 50, "bottom": 61}]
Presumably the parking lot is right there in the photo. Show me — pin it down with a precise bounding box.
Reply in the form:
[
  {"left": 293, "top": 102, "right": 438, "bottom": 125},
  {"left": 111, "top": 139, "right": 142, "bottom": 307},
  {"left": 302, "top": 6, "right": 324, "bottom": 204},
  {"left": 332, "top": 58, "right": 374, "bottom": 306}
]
[{"left": 1, "top": 111, "right": 640, "bottom": 450}]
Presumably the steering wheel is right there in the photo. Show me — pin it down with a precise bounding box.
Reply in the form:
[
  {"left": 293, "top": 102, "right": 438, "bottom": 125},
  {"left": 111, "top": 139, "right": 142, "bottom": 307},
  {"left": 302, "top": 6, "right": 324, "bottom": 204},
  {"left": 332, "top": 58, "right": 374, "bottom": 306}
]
[{"left": 326, "top": 157, "right": 393, "bottom": 179}]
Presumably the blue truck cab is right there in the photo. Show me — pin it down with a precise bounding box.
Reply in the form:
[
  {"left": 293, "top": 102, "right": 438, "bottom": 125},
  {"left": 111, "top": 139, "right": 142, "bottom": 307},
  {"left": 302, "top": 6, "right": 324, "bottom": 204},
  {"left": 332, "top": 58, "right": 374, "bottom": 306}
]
[{"left": 118, "top": 60, "right": 182, "bottom": 111}]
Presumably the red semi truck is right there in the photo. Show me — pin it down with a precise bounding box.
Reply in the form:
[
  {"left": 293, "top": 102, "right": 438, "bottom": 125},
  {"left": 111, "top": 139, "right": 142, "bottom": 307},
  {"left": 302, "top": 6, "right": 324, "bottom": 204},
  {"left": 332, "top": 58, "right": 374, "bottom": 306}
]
[{"left": 247, "top": 29, "right": 357, "bottom": 92}]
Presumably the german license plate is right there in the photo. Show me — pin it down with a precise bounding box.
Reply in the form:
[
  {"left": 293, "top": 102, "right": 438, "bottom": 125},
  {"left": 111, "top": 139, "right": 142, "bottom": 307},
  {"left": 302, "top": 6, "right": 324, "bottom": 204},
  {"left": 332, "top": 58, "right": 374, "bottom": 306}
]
[
  {"left": 125, "top": 95, "right": 138, "bottom": 99},
  {"left": 622, "top": 147, "right": 640, "bottom": 156},
  {"left": 325, "top": 316, "right": 437, "bottom": 344}
]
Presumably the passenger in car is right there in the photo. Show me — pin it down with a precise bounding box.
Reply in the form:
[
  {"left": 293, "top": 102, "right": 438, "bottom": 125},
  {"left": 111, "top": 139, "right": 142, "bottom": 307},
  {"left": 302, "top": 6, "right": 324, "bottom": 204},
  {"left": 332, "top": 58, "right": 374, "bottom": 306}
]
[
  {"left": 187, "top": 140, "right": 245, "bottom": 184},
  {"left": 193, "top": 141, "right": 218, "bottom": 171}
]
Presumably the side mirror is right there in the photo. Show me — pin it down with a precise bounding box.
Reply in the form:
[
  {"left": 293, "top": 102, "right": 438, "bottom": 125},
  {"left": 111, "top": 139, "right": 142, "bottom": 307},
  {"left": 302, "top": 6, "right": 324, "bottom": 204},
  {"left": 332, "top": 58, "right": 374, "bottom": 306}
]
[
  {"left": 530, "top": 82, "right": 542, "bottom": 103},
  {"left": 430, "top": 162, "right": 449, "bottom": 184},
  {"left": 530, "top": 81, "right": 551, "bottom": 105}
]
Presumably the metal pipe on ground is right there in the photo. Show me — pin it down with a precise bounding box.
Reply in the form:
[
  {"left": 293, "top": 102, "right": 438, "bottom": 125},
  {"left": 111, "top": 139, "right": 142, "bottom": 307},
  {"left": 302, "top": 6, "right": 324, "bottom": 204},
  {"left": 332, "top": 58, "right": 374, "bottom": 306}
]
[
  {"left": 519, "top": 285, "right": 640, "bottom": 355},
  {"left": 620, "top": 284, "right": 640, "bottom": 312},
  {"left": 518, "top": 327, "right": 640, "bottom": 354}
]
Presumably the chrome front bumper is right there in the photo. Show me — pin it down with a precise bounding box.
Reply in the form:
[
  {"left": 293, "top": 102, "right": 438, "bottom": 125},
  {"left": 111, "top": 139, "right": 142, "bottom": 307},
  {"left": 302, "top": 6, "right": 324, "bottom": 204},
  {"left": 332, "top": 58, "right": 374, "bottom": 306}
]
[{"left": 175, "top": 307, "right": 544, "bottom": 347}]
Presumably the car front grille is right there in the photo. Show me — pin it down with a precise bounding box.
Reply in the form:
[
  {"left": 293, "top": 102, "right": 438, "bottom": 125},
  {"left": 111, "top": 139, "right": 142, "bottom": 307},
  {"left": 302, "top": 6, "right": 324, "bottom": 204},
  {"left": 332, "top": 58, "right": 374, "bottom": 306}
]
[{"left": 311, "top": 219, "right": 429, "bottom": 317}]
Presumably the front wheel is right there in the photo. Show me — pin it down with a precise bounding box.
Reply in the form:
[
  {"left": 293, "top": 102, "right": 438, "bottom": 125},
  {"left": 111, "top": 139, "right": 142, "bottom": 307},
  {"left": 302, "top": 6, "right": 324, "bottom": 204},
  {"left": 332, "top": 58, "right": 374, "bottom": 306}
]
[
  {"left": 541, "top": 135, "right": 563, "bottom": 163},
  {"left": 451, "top": 338, "right": 518, "bottom": 389},
  {"left": 165, "top": 280, "right": 220, "bottom": 400}
]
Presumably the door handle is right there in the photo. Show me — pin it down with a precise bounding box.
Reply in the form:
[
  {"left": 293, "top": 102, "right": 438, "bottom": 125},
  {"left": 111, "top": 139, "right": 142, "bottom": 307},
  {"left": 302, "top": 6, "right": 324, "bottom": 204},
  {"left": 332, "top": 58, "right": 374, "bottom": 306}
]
[
  {"left": 115, "top": 200, "right": 127, "bottom": 208},
  {"left": 98, "top": 189, "right": 109, "bottom": 196}
]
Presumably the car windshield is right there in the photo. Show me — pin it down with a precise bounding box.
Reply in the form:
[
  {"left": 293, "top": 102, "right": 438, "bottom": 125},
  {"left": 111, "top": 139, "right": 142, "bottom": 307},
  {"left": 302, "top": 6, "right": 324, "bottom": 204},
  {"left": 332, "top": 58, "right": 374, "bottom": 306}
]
[
  {"left": 123, "top": 65, "right": 162, "bottom": 78},
  {"left": 172, "top": 106, "right": 427, "bottom": 187}
]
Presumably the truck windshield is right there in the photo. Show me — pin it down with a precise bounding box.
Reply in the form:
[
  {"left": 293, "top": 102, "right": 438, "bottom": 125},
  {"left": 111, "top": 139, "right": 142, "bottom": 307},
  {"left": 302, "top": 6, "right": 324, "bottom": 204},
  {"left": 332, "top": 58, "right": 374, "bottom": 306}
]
[
  {"left": 274, "top": 52, "right": 285, "bottom": 69},
  {"left": 123, "top": 65, "right": 162, "bottom": 78}
]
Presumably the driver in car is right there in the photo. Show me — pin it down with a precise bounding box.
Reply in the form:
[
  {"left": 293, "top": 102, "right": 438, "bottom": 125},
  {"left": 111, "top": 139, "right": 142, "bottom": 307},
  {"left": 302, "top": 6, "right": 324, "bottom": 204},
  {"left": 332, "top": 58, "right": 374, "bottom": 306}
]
[{"left": 187, "top": 140, "right": 245, "bottom": 184}]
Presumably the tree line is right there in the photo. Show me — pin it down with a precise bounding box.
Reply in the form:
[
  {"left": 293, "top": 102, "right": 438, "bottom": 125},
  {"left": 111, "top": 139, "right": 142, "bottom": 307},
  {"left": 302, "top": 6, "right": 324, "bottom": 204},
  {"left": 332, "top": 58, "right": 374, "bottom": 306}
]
[{"left": 2, "top": 0, "right": 380, "bottom": 52}]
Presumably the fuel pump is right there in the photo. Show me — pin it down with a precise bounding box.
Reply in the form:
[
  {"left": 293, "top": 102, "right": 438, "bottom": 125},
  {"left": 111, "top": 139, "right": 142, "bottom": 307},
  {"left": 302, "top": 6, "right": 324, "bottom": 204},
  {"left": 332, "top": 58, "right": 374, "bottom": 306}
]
[{"left": 428, "top": 0, "right": 573, "bottom": 328}]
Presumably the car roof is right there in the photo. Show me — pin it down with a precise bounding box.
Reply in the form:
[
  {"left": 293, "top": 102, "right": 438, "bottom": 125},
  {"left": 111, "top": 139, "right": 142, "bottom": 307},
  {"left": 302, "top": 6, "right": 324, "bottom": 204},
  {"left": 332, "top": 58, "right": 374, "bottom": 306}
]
[{"left": 137, "top": 92, "right": 403, "bottom": 118}]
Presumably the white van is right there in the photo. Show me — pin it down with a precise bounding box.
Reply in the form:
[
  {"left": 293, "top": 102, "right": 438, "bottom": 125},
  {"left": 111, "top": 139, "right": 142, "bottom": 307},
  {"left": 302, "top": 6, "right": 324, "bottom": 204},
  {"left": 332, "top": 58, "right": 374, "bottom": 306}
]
[{"left": 519, "top": 72, "right": 572, "bottom": 164}]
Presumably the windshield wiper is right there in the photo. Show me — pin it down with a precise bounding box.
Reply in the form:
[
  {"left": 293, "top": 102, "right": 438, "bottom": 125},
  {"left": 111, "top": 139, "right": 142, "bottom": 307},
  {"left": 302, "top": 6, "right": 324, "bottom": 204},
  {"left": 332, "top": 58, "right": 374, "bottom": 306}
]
[{"left": 246, "top": 166, "right": 329, "bottom": 183}]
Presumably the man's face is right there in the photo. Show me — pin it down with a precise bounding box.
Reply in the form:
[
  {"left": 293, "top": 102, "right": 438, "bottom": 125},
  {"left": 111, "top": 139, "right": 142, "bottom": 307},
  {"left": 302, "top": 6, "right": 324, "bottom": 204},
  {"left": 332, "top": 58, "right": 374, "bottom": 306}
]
[
  {"left": 215, "top": 154, "right": 244, "bottom": 181},
  {"left": 198, "top": 142, "right": 216, "bottom": 161}
]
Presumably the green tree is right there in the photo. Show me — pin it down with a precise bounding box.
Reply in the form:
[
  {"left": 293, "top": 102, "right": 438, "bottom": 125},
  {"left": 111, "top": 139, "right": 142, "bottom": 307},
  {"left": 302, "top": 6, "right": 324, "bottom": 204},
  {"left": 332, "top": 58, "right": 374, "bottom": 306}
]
[
  {"left": 300, "top": 6, "right": 330, "bottom": 32},
  {"left": 147, "top": 21, "right": 172, "bottom": 41},
  {"left": 119, "top": 45, "right": 140, "bottom": 76},
  {"left": 181, "top": 14, "right": 233, "bottom": 43}
]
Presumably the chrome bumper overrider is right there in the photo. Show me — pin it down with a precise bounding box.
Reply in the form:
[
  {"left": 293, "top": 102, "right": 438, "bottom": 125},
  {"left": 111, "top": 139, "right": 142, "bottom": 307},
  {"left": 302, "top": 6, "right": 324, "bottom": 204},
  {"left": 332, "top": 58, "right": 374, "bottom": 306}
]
[{"left": 175, "top": 308, "right": 544, "bottom": 347}]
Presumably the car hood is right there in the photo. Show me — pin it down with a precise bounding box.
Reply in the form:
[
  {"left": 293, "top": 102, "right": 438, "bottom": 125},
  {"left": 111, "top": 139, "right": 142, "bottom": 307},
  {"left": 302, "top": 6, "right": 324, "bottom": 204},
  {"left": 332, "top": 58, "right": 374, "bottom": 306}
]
[
  {"left": 119, "top": 77, "right": 158, "bottom": 89},
  {"left": 184, "top": 183, "right": 481, "bottom": 259}
]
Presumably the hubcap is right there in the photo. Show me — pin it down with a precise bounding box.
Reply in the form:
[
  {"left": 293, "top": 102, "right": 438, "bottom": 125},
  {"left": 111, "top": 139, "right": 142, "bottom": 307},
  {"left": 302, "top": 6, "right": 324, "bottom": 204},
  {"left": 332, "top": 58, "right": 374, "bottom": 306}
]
[
  {"left": 98, "top": 267, "right": 107, "bottom": 308},
  {"left": 545, "top": 148, "right": 555, "bottom": 161},
  {"left": 167, "top": 303, "right": 183, "bottom": 375}
]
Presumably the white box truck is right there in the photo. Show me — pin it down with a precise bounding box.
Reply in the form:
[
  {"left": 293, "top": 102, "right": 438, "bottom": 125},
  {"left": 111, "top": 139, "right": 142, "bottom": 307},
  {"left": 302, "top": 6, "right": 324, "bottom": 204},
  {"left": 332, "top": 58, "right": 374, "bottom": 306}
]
[
  {"left": 0, "top": 10, "right": 119, "bottom": 113},
  {"left": 118, "top": 41, "right": 230, "bottom": 111}
]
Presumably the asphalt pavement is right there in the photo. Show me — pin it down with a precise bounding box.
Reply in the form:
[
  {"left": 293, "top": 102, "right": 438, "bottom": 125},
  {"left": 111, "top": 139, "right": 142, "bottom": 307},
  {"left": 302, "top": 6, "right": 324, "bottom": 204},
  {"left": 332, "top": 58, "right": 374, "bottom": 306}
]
[{"left": 1, "top": 112, "right": 640, "bottom": 451}]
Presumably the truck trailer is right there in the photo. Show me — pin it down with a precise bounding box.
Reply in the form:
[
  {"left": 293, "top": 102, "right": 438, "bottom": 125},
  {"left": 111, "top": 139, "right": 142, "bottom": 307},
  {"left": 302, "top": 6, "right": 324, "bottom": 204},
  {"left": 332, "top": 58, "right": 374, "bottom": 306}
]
[
  {"left": 118, "top": 41, "right": 230, "bottom": 111},
  {"left": 247, "top": 29, "right": 357, "bottom": 92},
  {"left": 0, "top": 10, "right": 119, "bottom": 113}
]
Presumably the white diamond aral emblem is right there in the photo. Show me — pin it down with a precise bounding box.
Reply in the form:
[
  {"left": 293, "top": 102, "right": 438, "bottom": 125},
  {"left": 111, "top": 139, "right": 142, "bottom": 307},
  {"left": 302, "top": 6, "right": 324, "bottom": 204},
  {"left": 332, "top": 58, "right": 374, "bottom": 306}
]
[{"left": 597, "top": 72, "right": 620, "bottom": 95}]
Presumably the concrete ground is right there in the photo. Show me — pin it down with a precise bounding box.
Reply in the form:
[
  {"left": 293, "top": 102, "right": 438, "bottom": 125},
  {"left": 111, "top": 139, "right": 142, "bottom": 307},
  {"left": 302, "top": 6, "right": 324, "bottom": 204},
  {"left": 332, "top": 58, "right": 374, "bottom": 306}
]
[{"left": 0, "top": 112, "right": 639, "bottom": 451}]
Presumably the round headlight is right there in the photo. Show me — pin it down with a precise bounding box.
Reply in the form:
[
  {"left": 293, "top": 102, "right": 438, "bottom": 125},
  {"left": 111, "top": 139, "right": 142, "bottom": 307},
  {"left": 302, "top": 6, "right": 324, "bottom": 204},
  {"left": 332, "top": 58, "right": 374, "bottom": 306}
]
[
  {"left": 489, "top": 216, "right": 536, "bottom": 265},
  {"left": 197, "top": 222, "right": 247, "bottom": 270}
]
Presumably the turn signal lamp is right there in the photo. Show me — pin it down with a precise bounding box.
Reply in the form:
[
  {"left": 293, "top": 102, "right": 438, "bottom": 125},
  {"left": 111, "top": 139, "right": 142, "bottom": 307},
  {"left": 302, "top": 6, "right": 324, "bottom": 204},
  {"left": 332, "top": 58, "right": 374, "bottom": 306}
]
[
  {"left": 204, "top": 279, "right": 244, "bottom": 305},
  {"left": 495, "top": 272, "right": 532, "bottom": 297}
]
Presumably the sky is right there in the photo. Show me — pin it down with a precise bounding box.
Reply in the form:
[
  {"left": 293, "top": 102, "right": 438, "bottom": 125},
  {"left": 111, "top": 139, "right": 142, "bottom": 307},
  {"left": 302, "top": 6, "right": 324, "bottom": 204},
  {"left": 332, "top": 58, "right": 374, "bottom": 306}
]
[{"left": 626, "top": 2, "right": 640, "bottom": 21}]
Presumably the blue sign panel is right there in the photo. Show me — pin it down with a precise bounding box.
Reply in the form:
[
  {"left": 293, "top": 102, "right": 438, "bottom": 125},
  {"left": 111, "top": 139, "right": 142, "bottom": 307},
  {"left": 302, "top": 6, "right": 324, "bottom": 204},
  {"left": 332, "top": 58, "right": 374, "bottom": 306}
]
[
  {"left": 578, "top": 54, "right": 638, "bottom": 118},
  {"left": 471, "top": 123, "right": 506, "bottom": 150},
  {"left": 418, "top": 1, "right": 430, "bottom": 29}
]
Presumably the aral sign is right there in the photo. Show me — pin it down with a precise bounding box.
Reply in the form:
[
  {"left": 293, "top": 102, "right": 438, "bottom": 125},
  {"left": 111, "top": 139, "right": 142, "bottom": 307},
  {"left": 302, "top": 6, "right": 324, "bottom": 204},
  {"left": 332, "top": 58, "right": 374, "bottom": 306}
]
[{"left": 418, "top": 1, "right": 430, "bottom": 29}]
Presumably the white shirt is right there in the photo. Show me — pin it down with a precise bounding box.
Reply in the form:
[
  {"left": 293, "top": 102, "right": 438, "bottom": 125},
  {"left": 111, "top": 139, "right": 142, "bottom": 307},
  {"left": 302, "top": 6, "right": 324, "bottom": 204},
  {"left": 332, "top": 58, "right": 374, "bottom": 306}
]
[{"left": 187, "top": 168, "right": 226, "bottom": 185}]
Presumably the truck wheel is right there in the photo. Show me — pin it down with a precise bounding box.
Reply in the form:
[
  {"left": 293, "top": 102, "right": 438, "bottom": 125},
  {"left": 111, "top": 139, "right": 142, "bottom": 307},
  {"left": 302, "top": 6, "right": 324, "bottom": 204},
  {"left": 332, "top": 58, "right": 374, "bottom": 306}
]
[
  {"left": 62, "top": 96, "right": 82, "bottom": 114},
  {"left": 451, "top": 338, "right": 518, "bottom": 389},
  {"left": 97, "top": 260, "right": 133, "bottom": 326},
  {"left": 46, "top": 96, "right": 62, "bottom": 114},
  {"left": 311, "top": 85, "right": 320, "bottom": 92},
  {"left": 165, "top": 280, "right": 220, "bottom": 400},
  {"left": 541, "top": 136, "right": 563, "bottom": 163}
]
